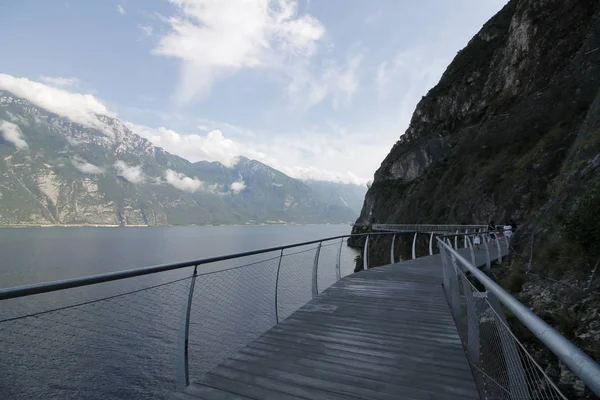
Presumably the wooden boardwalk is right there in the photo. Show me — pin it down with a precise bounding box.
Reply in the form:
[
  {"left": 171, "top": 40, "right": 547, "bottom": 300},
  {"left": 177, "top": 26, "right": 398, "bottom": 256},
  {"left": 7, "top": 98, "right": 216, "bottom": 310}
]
[{"left": 176, "top": 246, "right": 505, "bottom": 400}]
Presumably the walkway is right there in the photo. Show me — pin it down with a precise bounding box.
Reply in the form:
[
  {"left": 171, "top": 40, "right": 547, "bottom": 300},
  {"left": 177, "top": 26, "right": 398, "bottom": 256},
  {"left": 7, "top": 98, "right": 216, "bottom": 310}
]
[{"left": 176, "top": 245, "right": 506, "bottom": 400}]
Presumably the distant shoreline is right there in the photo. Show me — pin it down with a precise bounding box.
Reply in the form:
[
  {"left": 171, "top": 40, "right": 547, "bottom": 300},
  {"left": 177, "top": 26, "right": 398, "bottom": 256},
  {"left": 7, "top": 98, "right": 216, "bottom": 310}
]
[
  {"left": 0, "top": 224, "right": 148, "bottom": 228},
  {"left": 0, "top": 222, "right": 351, "bottom": 228}
]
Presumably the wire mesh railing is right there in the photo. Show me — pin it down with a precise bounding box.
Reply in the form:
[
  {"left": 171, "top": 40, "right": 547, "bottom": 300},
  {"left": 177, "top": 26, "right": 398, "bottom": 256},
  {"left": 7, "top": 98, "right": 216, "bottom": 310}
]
[
  {"left": 438, "top": 237, "right": 600, "bottom": 399},
  {"left": 0, "top": 275, "right": 193, "bottom": 399},
  {"left": 0, "top": 232, "right": 392, "bottom": 399}
]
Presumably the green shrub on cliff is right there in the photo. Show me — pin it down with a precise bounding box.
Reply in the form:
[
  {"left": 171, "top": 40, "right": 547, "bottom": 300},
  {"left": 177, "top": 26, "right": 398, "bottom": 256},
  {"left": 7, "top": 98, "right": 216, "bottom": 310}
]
[{"left": 564, "top": 186, "right": 600, "bottom": 258}]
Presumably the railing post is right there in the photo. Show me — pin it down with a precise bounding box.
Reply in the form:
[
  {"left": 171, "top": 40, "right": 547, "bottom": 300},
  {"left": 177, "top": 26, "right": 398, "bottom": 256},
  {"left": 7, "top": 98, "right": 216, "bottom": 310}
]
[
  {"left": 312, "top": 242, "right": 322, "bottom": 298},
  {"left": 412, "top": 232, "right": 418, "bottom": 259},
  {"left": 275, "top": 249, "right": 284, "bottom": 323},
  {"left": 464, "top": 229, "right": 468, "bottom": 248},
  {"left": 454, "top": 230, "right": 459, "bottom": 250},
  {"left": 465, "top": 234, "right": 476, "bottom": 266},
  {"left": 429, "top": 232, "right": 434, "bottom": 256},
  {"left": 481, "top": 230, "right": 491, "bottom": 271},
  {"left": 439, "top": 243, "right": 451, "bottom": 303},
  {"left": 448, "top": 253, "right": 461, "bottom": 318},
  {"left": 363, "top": 235, "right": 369, "bottom": 270},
  {"left": 390, "top": 234, "right": 396, "bottom": 264},
  {"left": 336, "top": 239, "right": 343, "bottom": 281},
  {"left": 495, "top": 233, "right": 502, "bottom": 264},
  {"left": 486, "top": 291, "right": 530, "bottom": 399},
  {"left": 177, "top": 265, "right": 198, "bottom": 391}
]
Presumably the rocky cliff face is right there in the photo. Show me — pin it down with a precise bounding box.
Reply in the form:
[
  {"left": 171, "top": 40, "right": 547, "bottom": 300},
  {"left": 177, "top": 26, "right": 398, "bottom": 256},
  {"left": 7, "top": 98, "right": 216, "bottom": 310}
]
[
  {"left": 359, "top": 0, "right": 599, "bottom": 225},
  {"left": 355, "top": 0, "right": 600, "bottom": 397},
  {"left": 0, "top": 91, "right": 358, "bottom": 225}
]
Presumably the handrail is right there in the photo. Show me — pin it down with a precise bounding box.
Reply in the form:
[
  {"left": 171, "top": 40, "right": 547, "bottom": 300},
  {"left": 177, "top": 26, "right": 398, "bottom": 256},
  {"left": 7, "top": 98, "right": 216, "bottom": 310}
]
[
  {"left": 0, "top": 232, "right": 391, "bottom": 301},
  {"left": 372, "top": 223, "right": 488, "bottom": 232},
  {"left": 374, "top": 224, "right": 487, "bottom": 227},
  {"left": 437, "top": 238, "right": 600, "bottom": 396}
]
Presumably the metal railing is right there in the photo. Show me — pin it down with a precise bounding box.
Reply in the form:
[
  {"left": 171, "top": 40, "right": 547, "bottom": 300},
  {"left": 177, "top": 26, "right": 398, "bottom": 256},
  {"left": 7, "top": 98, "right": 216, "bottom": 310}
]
[
  {"left": 0, "top": 231, "right": 394, "bottom": 399},
  {"left": 372, "top": 223, "right": 488, "bottom": 233},
  {"left": 377, "top": 226, "right": 508, "bottom": 266},
  {"left": 3, "top": 227, "right": 597, "bottom": 399},
  {"left": 438, "top": 237, "right": 600, "bottom": 399}
]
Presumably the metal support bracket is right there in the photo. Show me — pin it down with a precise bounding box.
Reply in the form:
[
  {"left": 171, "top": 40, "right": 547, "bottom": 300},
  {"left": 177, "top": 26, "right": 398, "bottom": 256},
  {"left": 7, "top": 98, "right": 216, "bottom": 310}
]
[
  {"left": 312, "top": 242, "right": 322, "bottom": 298},
  {"left": 176, "top": 265, "right": 198, "bottom": 391},
  {"left": 412, "top": 232, "right": 418, "bottom": 259}
]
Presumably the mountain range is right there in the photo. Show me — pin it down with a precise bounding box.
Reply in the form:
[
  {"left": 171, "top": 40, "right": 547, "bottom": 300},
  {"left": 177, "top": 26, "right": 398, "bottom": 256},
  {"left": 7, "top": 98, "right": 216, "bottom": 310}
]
[{"left": 0, "top": 90, "right": 365, "bottom": 226}]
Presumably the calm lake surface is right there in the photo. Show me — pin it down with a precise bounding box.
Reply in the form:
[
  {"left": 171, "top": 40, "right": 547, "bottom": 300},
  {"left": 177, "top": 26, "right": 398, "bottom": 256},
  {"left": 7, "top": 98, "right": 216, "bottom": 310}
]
[{"left": 0, "top": 225, "right": 359, "bottom": 399}]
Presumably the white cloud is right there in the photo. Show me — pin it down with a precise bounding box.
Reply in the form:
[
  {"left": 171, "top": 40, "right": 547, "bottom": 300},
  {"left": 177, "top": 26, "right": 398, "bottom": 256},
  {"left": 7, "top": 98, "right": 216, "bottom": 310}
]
[
  {"left": 114, "top": 160, "right": 145, "bottom": 183},
  {"left": 139, "top": 25, "right": 154, "bottom": 38},
  {"left": 364, "top": 8, "right": 383, "bottom": 24},
  {"left": 278, "top": 166, "right": 365, "bottom": 186},
  {"left": 287, "top": 53, "right": 363, "bottom": 110},
  {"left": 331, "top": 54, "right": 362, "bottom": 109},
  {"left": 39, "top": 76, "right": 81, "bottom": 88},
  {"left": 376, "top": 61, "right": 391, "bottom": 98},
  {"left": 0, "top": 74, "right": 114, "bottom": 130},
  {"left": 376, "top": 48, "right": 445, "bottom": 100},
  {"left": 153, "top": 0, "right": 325, "bottom": 103},
  {"left": 165, "top": 169, "right": 203, "bottom": 192},
  {"left": 71, "top": 157, "right": 105, "bottom": 174},
  {"left": 230, "top": 180, "right": 246, "bottom": 194},
  {"left": 0, "top": 120, "right": 28, "bottom": 150},
  {"left": 129, "top": 122, "right": 380, "bottom": 185},
  {"left": 131, "top": 125, "right": 244, "bottom": 167},
  {"left": 117, "top": 4, "right": 125, "bottom": 15}
]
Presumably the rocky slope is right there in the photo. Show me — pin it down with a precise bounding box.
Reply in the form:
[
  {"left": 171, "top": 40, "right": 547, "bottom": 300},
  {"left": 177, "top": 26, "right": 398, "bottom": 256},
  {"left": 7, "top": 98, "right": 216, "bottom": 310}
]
[
  {"left": 0, "top": 91, "right": 357, "bottom": 225},
  {"left": 353, "top": 0, "right": 600, "bottom": 397},
  {"left": 303, "top": 180, "right": 366, "bottom": 215}
]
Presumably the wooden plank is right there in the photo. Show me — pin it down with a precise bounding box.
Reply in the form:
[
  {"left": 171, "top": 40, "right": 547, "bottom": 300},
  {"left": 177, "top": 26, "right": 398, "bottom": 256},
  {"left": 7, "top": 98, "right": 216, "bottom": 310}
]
[
  {"left": 180, "top": 250, "right": 483, "bottom": 399},
  {"left": 174, "top": 384, "right": 253, "bottom": 400},
  {"left": 243, "top": 339, "right": 476, "bottom": 381},
  {"left": 252, "top": 336, "right": 469, "bottom": 370},
  {"left": 208, "top": 363, "right": 411, "bottom": 400},
  {"left": 279, "top": 316, "right": 464, "bottom": 339},
  {"left": 173, "top": 392, "right": 202, "bottom": 400},
  {"left": 231, "top": 349, "right": 478, "bottom": 398},
  {"left": 198, "top": 373, "right": 308, "bottom": 400},
  {"left": 203, "top": 367, "right": 361, "bottom": 400},
  {"left": 262, "top": 327, "right": 466, "bottom": 354},
  {"left": 237, "top": 345, "right": 476, "bottom": 386},
  {"left": 252, "top": 333, "right": 472, "bottom": 371},
  {"left": 266, "top": 324, "right": 465, "bottom": 351}
]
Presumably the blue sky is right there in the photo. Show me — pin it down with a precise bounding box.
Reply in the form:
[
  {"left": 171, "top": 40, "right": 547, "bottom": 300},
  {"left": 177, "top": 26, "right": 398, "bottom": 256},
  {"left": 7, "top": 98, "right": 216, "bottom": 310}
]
[{"left": 0, "top": 0, "right": 508, "bottom": 184}]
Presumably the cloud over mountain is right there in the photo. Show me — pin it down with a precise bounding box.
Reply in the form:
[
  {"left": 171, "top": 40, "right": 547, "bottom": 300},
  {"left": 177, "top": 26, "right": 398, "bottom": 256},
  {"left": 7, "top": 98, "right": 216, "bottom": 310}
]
[
  {"left": 0, "top": 74, "right": 113, "bottom": 130},
  {"left": 0, "top": 120, "right": 28, "bottom": 150}
]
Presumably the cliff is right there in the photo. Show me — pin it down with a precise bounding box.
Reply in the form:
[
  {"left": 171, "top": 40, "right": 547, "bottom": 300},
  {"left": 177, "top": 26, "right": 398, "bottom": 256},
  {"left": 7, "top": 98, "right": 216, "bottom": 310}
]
[{"left": 355, "top": 0, "right": 600, "bottom": 397}]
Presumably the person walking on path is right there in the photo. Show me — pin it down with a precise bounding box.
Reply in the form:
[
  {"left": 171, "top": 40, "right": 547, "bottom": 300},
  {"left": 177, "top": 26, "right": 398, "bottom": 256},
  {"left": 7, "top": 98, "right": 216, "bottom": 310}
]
[
  {"left": 473, "top": 234, "right": 481, "bottom": 250},
  {"left": 503, "top": 222, "right": 513, "bottom": 240}
]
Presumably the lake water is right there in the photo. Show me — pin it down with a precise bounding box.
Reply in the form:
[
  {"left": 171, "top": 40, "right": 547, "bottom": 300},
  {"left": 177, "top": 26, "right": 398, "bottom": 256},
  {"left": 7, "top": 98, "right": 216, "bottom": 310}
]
[{"left": 0, "top": 225, "right": 359, "bottom": 399}]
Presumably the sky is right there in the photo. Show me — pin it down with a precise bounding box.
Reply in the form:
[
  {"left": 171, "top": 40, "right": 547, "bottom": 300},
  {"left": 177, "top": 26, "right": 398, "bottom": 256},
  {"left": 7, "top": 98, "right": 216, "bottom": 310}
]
[{"left": 0, "top": 0, "right": 508, "bottom": 185}]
